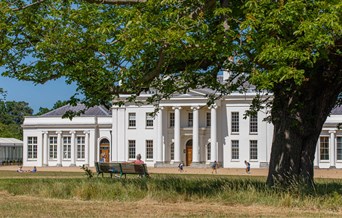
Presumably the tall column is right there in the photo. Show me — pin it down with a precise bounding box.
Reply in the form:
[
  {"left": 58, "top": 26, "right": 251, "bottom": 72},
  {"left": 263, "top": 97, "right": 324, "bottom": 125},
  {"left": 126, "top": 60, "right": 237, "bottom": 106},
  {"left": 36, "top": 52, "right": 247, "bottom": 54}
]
[
  {"left": 56, "top": 131, "right": 62, "bottom": 167},
  {"left": 210, "top": 104, "right": 218, "bottom": 163},
  {"left": 84, "top": 131, "right": 90, "bottom": 166},
  {"left": 42, "top": 131, "right": 48, "bottom": 166},
  {"left": 173, "top": 106, "right": 181, "bottom": 163},
  {"left": 191, "top": 106, "right": 200, "bottom": 165},
  {"left": 329, "top": 130, "right": 336, "bottom": 168},
  {"left": 156, "top": 107, "right": 164, "bottom": 166},
  {"left": 70, "top": 130, "right": 76, "bottom": 166}
]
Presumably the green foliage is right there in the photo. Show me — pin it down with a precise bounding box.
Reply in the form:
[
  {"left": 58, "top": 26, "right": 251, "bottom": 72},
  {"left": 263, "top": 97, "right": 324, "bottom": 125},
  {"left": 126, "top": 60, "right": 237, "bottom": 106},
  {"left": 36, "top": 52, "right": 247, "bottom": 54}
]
[{"left": 81, "top": 165, "right": 94, "bottom": 179}]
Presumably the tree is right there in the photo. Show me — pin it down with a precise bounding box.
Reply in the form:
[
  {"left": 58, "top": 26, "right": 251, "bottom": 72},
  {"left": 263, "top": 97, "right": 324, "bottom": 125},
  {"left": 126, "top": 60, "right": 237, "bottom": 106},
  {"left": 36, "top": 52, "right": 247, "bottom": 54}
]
[
  {"left": 35, "top": 100, "right": 69, "bottom": 115},
  {"left": 0, "top": 0, "right": 341, "bottom": 188}
]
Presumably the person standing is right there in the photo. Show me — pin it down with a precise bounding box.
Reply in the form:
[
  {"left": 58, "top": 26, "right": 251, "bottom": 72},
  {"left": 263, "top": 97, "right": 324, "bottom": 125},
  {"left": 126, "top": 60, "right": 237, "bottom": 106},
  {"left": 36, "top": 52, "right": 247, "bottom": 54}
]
[
  {"left": 245, "top": 160, "right": 251, "bottom": 174},
  {"left": 178, "top": 161, "right": 184, "bottom": 172},
  {"left": 211, "top": 161, "right": 218, "bottom": 174}
]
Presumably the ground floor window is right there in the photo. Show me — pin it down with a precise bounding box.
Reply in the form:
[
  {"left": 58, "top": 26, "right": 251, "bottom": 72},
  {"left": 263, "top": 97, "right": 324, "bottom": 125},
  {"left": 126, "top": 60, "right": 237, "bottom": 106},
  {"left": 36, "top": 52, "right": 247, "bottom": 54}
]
[
  {"left": 77, "top": 136, "right": 85, "bottom": 159},
  {"left": 207, "top": 143, "right": 211, "bottom": 161},
  {"left": 337, "top": 137, "right": 342, "bottom": 161},
  {"left": 170, "top": 143, "right": 174, "bottom": 160},
  {"left": 146, "top": 140, "right": 153, "bottom": 159},
  {"left": 250, "top": 140, "right": 258, "bottom": 160},
  {"left": 63, "top": 136, "right": 71, "bottom": 159},
  {"left": 128, "top": 140, "right": 136, "bottom": 159},
  {"left": 49, "top": 136, "right": 58, "bottom": 159},
  {"left": 231, "top": 140, "right": 239, "bottom": 160},
  {"left": 320, "top": 137, "right": 329, "bottom": 160},
  {"left": 27, "top": 137, "right": 37, "bottom": 159}
]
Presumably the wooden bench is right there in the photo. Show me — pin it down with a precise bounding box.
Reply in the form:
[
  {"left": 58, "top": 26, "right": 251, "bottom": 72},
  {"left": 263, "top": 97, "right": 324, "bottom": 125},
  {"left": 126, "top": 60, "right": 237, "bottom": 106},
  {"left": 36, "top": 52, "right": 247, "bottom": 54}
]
[{"left": 95, "top": 162, "right": 149, "bottom": 178}]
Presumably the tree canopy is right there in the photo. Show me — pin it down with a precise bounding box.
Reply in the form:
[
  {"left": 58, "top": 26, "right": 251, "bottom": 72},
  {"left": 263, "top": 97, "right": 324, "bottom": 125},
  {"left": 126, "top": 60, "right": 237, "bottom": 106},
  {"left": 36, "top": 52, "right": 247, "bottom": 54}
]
[{"left": 0, "top": 0, "right": 341, "bottom": 187}]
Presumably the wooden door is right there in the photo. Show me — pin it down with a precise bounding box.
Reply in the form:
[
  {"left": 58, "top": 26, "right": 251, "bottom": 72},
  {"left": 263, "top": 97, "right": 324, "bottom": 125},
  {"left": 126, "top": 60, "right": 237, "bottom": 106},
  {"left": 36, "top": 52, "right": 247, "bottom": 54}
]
[
  {"left": 100, "top": 143, "right": 110, "bottom": 163},
  {"left": 186, "top": 146, "right": 192, "bottom": 166}
]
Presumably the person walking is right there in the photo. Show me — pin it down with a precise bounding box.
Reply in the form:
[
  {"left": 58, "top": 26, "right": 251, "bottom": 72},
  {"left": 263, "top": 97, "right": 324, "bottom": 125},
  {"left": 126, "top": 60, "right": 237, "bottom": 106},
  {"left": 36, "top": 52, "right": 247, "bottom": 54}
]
[
  {"left": 211, "top": 161, "right": 218, "bottom": 174},
  {"left": 178, "top": 161, "right": 184, "bottom": 172},
  {"left": 245, "top": 160, "right": 251, "bottom": 174}
]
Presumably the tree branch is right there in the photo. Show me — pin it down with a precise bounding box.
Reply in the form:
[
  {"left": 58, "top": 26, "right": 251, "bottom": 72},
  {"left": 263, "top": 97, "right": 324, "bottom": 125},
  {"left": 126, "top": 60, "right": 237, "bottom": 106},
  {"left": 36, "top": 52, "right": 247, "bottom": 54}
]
[
  {"left": 83, "top": 0, "right": 146, "bottom": 5},
  {"left": 12, "top": 0, "right": 46, "bottom": 11}
]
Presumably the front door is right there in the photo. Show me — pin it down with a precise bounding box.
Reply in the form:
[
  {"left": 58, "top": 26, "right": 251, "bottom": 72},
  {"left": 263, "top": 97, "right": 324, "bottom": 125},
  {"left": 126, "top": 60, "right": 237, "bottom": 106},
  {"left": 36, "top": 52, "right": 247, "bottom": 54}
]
[
  {"left": 186, "top": 140, "right": 193, "bottom": 166},
  {"left": 99, "top": 140, "right": 110, "bottom": 163}
]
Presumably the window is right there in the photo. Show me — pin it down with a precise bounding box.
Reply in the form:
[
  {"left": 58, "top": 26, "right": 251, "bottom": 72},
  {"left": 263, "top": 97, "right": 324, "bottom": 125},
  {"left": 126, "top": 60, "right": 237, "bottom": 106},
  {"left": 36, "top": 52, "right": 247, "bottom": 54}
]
[
  {"left": 169, "top": 112, "right": 175, "bottom": 127},
  {"left": 320, "top": 137, "right": 329, "bottom": 160},
  {"left": 170, "top": 143, "right": 174, "bottom": 160},
  {"left": 128, "top": 140, "right": 136, "bottom": 159},
  {"left": 188, "top": 112, "right": 193, "bottom": 127},
  {"left": 207, "top": 143, "right": 211, "bottom": 161},
  {"left": 206, "top": 112, "right": 211, "bottom": 127},
  {"left": 231, "top": 140, "right": 239, "bottom": 160},
  {"left": 49, "top": 136, "right": 58, "bottom": 159},
  {"left": 146, "top": 140, "right": 153, "bottom": 159},
  {"left": 337, "top": 137, "right": 342, "bottom": 160},
  {"left": 146, "top": 113, "right": 154, "bottom": 128},
  {"left": 27, "top": 137, "right": 38, "bottom": 159},
  {"left": 231, "top": 112, "right": 239, "bottom": 133},
  {"left": 250, "top": 140, "right": 258, "bottom": 160},
  {"left": 128, "top": 113, "right": 136, "bottom": 128},
  {"left": 77, "top": 136, "right": 85, "bottom": 159},
  {"left": 63, "top": 136, "right": 71, "bottom": 159},
  {"left": 249, "top": 114, "right": 258, "bottom": 133}
]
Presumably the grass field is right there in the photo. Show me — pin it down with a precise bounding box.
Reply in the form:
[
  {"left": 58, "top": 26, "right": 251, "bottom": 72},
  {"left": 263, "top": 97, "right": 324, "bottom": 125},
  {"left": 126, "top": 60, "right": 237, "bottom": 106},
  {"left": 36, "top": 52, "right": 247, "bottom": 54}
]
[{"left": 0, "top": 170, "right": 342, "bottom": 217}]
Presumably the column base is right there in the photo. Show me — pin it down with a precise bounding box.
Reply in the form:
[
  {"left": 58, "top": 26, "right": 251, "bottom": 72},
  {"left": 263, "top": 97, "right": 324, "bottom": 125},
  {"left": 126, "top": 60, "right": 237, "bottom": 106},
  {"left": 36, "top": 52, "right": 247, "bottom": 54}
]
[
  {"left": 69, "top": 164, "right": 76, "bottom": 167},
  {"left": 154, "top": 161, "right": 165, "bottom": 167},
  {"left": 42, "top": 164, "right": 48, "bottom": 167},
  {"left": 190, "top": 162, "right": 201, "bottom": 167},
  {"left": 56, "top": 164, "right": 62, "bottom": 167}
]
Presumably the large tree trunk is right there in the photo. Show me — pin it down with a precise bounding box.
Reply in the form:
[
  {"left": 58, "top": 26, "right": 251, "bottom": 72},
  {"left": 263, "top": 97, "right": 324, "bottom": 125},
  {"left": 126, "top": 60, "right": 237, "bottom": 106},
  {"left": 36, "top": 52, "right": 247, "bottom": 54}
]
[{"left": 266, "top": 68, "right": 342, "bottom": 188}]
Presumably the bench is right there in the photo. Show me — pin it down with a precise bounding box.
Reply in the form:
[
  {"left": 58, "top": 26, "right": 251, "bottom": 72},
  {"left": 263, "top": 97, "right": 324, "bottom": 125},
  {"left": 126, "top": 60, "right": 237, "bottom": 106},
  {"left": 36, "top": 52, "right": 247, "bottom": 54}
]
[{"left": 95, "top": 162, "right": 149, "bottom": 178}]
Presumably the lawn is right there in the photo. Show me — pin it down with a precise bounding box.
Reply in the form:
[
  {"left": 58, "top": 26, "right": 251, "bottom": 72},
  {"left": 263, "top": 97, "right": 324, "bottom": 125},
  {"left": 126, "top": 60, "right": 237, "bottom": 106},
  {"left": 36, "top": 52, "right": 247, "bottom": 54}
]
[{"left": 0, "top": 170, "right": 341, "bottom": 217}]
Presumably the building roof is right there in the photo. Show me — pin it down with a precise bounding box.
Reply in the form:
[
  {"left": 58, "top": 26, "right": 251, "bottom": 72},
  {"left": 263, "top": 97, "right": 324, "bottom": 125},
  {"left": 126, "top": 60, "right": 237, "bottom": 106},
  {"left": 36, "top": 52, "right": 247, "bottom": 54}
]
[
  {"left": 331, "top": 105, "right": 342, "bottom": 115},
  {"left": 41, "top": 104, "right": 111, "bottom": 117},
  {"left": 0, "top": 138, "right": 23, "bottom": 146}
]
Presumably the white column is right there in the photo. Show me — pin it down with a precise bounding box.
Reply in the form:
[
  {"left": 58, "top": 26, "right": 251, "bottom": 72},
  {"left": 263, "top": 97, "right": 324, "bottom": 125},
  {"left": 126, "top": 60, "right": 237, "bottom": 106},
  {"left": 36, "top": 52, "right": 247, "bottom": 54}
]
[
  {"left": 210, "top": 105, "right": 218, "bottom": 163},
  {"left": 329, "top": 130, "right": 336, "bottom": 168},
  {"left": 191, "top": 106, "right": 200, "bottom": 164},
  {"left": 56, "top": 131, "right": 62, "bottom": 167},
  {"left": 42, "top": 131, "right": 48, "bottom": 166},
  {"left": 156, "top": 107, "right": 164, "bottom": 164},
  {"left": 173, "top": 106, "right": 181, "bottom": 163},
  {"left": 70, "top": 131, "right": 76, "bottom": 166},
  {"left": 84, "top": 131, "right": 90, "bottom": 166}
]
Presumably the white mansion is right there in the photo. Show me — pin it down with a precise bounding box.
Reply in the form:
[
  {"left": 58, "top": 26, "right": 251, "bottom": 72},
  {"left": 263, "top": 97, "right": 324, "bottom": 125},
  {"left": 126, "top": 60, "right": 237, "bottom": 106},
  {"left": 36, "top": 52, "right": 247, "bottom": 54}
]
[{"left": 22, "top": 89, "right": 342, "bottom": 169}]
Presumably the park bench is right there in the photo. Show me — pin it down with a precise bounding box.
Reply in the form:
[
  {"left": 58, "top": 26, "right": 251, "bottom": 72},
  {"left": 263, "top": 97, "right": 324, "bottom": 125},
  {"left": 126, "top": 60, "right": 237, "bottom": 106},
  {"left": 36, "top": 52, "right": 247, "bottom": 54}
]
[{"left": 95, "top": 162, "right": 149, "bottom": 178}]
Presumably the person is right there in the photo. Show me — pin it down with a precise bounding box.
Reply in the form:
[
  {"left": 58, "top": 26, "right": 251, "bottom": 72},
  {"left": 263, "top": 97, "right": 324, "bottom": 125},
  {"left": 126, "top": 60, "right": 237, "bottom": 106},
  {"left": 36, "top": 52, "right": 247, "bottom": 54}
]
[
  {"left": 17, "top": 166, "right": 24, "bottom": 173},
  {"left": 31, "top": 166, "right": 37, "bottom": 173},
  {"left": 245, "top": 160, "right": 251, "bottom": 174},
  {"left": 133, "top": 154, "right": 144, "bottom": 164},
  {"left": 178, "top": 161, "right": 184, "bottom": 172},
  {"left": 211, "top": 161, "right": 218, "bottom": 174}
]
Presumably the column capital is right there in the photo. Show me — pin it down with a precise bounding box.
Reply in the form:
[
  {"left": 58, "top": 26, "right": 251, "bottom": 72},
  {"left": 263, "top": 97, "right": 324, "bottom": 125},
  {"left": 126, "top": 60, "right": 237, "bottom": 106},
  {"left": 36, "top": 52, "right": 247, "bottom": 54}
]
[
  {"left": 83, "top": 130, "right": 90, "bottom": 135},
  {"left": 56, "top": 131, "right": 62, "bottom": 135},
  {"left": 42, "top": 131, "right": 48, "bottom": 135},
  {"left": 172, "top": 106, "right": 182, "bottom": 110},
  {"left": 191, "top": 106, "right": 200, "bottom": 111},
  {"left": 69, "top": 130, "right": 76, "bottom": 134},
  {"left": 209, "top": 104, "right": 218, "bottom": 110},
  {"left": 329, "top": 130, "right": 336, "bottom": 134}
]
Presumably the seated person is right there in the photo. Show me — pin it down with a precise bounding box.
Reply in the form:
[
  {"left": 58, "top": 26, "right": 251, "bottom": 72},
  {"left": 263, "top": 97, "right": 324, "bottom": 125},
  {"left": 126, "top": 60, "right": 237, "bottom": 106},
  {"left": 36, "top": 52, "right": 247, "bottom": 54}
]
[
  {"left": 17, "top": 166, "right": 24, "bottom": 173},
  {"left": 133, "top": 154, "right": 144, "bottom": 164},
  {"left": 31, "top": 166, "right": 37, "bottom": 173}
]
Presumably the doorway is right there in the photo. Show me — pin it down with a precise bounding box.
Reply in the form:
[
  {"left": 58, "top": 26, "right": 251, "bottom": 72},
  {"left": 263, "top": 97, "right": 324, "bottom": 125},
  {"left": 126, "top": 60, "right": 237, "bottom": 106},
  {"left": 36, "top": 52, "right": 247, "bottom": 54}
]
[
  {"left": 186, "top": 140, "right": 193, "bottom": 166},
  {"left": 99, "top": 138, "right": 110, "bottom": 163}
]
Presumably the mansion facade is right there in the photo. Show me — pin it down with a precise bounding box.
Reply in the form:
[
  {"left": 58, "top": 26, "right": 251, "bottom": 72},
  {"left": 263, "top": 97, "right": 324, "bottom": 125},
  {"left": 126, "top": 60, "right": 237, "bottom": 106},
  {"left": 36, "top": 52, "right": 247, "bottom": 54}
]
[{"left": 22, "top": 90, "right": 342, "bottom": 169}]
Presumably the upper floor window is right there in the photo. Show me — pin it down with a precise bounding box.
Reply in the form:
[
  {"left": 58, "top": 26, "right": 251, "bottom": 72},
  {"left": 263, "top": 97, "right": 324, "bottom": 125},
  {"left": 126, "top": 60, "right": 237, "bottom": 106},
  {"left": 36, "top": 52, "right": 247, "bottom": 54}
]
[
  {"left": 249, "top": 114, "right": 258, "bottom": 133},
  {"left": 169, "top": 112, "right": 175, "bottom": 127},
  {"left": 337, "top": 137, "right": 342, "bottom": 161},
  {"left": 27, "top": 137, "right": 38, "bottom": 159},
  {"left": 206, "top": 112, "right": 211, "bottom": 127},
  {"left": 146, "top": 113, "right": 154, "bottom": 128},
  {"left": 49, "top": 136, "right": 58, "bottom": 159},
  {"left": 128, "top": 113, "right": 136, "bottom": 128},
  {"left": 320, "top": 137, "right": 329, "bottom": 160},
  {"left": 188, "top": 112, "right": 193, "bottom": 127},
  {"left": 231, "top": 112, "right": 239, "bottom": 133},
  {"left": 146, "top": 140, "right": 153, "bottom": 159}
]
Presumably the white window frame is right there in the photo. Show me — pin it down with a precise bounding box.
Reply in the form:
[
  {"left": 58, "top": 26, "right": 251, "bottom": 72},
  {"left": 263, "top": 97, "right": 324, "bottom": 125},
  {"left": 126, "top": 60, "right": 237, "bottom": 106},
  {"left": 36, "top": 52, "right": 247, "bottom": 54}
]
[
  {"left": 128, "top": 113, "right": 136, "bottom": 128},
  {"left": 206, "top": 112, "right": 211, "bottom": 127},
  {"left": 146, "top": 140, "right": 153, "bottom": 159},
  {"left": 63, "top": 136, "right": 71, "bottom": 160},
  {"left": 231, "top": 112, "right": 239, "bottom": 133},
  {"left": 231, "top": 140, "right": 239, "bottom": 160},
  {"left": 77, "top": 136, "right": 85, "bottom": 159},
  {"left": 207, "top": 143, "right": 211, "bottom": 161},
  {"left": 188, "top": 112, "right": 193, "bottom": 127},
  {"left": 249, "top": 140, "right": 258, "bottom": 160},
  {"left": 320, "top": 136, "right": 329, "bottom": 161},
  {"left": 170, "top": 143, "right": 174, "bottom": 160},
  {"left": 128, "top": 140, "right": 136, "bottom": 159},
  {"left": 169, "top": 112, "right": 175, "bottom": 127},
  {"left": 249, "top": 114, "right": 258, "bottom": 134},
  {"left": 146, "top": 113, "right": 154, "bottom": 128},
  {"left": 49, "top": 136, "right": 58, "bottom": 160},
  {"left": 337, "top": 137, "right": 342, "bottom": 161},
  {"left": 27, "top": 137, "right": 38, "bottom": 159}
]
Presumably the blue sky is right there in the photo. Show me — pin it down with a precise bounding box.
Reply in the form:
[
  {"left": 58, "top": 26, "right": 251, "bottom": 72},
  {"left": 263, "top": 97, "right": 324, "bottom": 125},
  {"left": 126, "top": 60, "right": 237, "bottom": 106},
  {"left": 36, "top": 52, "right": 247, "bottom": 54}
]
[{"left": 0, "top": 75, "right": 77, "bottom": 113}]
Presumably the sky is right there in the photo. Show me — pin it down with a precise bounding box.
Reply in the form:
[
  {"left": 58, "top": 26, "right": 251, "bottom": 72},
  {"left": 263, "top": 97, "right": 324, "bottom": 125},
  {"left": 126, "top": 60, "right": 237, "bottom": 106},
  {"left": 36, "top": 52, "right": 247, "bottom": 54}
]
[{"left": 0, "top": 75, "right": 77, "bottom": 113}]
